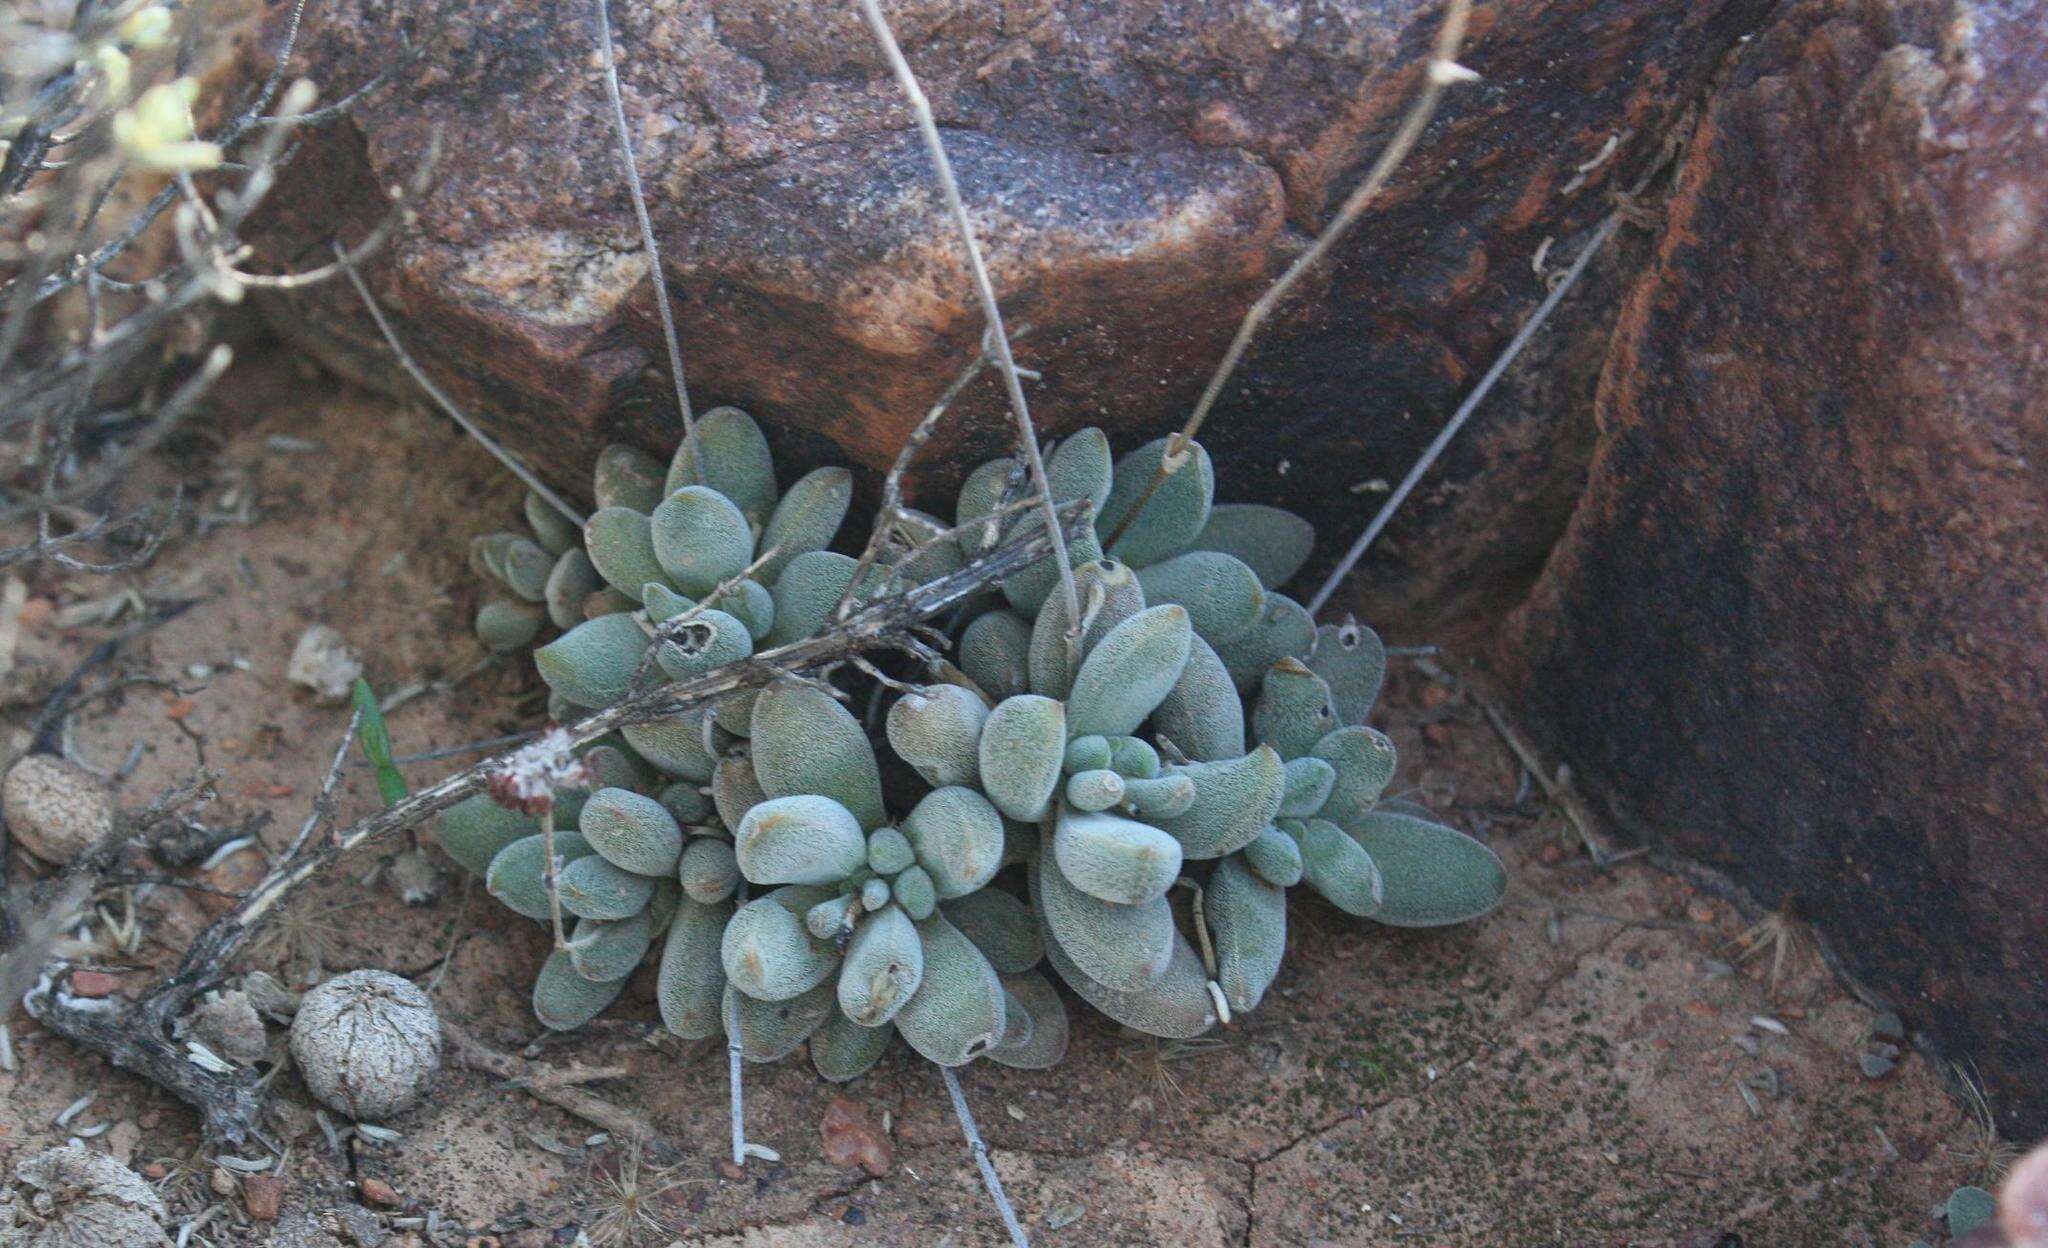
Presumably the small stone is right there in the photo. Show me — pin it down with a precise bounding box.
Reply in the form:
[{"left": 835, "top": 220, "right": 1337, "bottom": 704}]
[
  {"left": 2, "top": 754, "right": 116, "bottom": 864},
  {"left": 713, "top": 1159, "right": 745, "bottom": 1181},
  {"left": 287, "top": 625, "right": 363, "bottom": 704},
  {"left": 819, "top": 1097, "right": 893, "bottom": 1177},
  {"left": 68, "top": 970, "right": 121, "bottom": 998},
  {"left": 243, "top": 1173, "right": 284, "bottom": 1220},
  {"left": 210, "top": 1166, "right": 239, "bottom": 1198},
  {"left": 289, "top": 971, "right": 442, "bottom": 1120},
  {"left": 140, "top": 1161, "right": 170, "bottom": 1180},
  {"left": 358, "top": 1177, "right": 400, "bottom": 1207}
]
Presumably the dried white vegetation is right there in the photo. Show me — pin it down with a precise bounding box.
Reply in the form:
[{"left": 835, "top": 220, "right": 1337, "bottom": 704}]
[{"left": 0, "top": 1147, "right": 165, "bottom": 1248}]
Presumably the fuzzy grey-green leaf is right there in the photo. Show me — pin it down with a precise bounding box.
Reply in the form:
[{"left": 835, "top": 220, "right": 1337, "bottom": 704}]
[
  {"left": 1028, "top": 557, "right": 1146, "bottom": 700},
  {"left": 721, "top": 885, "right": 839, "bottom": 1001},
  {"left": 622, "top": 709, "right": 720, "bottom": 784},
  {"left": 1254, "top": 658, "right": 1340, "bottom": 760},
  {"left": 987, "top": 970, "right": 1069, "bottom": 1069},
  {"left": 1040, "top": 918, "right": 1216, "bottom": 1040},
  {"left": 557, "top": 854, "right": 656, "bottom": 921},
  {"left": 1313, "top": 725, "right": 1399, "bottom": 831},
  {"left": 750, "top": 681, "right": 886, "bottom": 830},
  {"left": 1032, "top": 847, "right": 1173, "bottom": 991},
  {"left": 940, "top": 889, "right": 1043, "bottom": 974},
  {"left": 1002, "top": 524, "right": 1104, "bottom": 617},
  {"left": 757, "top": 466, "right": 851, "bottom": 584},
  {"left": 1244, "top": 824, "right": 1303, "bottom": 887},
  {"left": 812, "top": 1013, "right": 893, "bottom": 1082},
  {"left": 1119, "top": 774, "right": 1196, "bottom": 819},
  {"left": 901, "top": 786, "right": 1006, "bottom": 899},
  {"left": 729, "top": 980, "right": 836, "bottom": 1063},
  {"left": 975, "top": 694, "right": 1065, "bottom": 822},
  {"left": 893, "top": 913, "right": 1005, "bottom": 1066},
  {"left": 1065, "top": 605, "right": 1193, "bottom": 739},
  {"left": 568, "top": 909, "right": 654, "bottom": 982},
  {"left": 679, "top": 836, "right": 740, "bottom": 903},
  {"left": 654, "top": 608, "right": 753, "bottom": 683},
  {"left": 526, "top": 490, "right": 580, "bottom": 556},
  {"left": 1191, "top": 504, "right": 1314, "bottom": 590},
  {"left": 959, "top": 610, "right": 1032, "bottom": 702},
  {"left": 436, "top": 796, "right": 538, "bottom": 878},
  {"left": 1053, "top": 808, "right": 1182, "bottom": 905},
  {"left": 1349, "top": 811, "right": 1508, "bottom": 927},
  {"left": 1296, "top": 818, "right": 1383, "bottom": 917},
  {"left": 1308, "top": 618, "right": 1387, "bottom": 727},
  {"left": 544, "top": 549, "right": 602, "bottom": 631},
  {"left": 1136, "top": 550, "right": 1265, "bottom": 646},
  {"left": 735, "top": 794, "right": 868, "bottom": 886},
  {"left": 1214, "top": 593, "right": 1316, "bottom": 693},
  {"left": 583, "top": 507, "right": 667, "bottom": 603},
  {"left": 534, "top": 613, "right": 647, "bottom": 709},
  {"left": 578, "top": 788, "right": 684, "bottom": 876},
  {"left": 1151, "top": 633, "right": 1244, "bottom": 762},
  {"left": 476, "top": 600, "right": 543, "bottom": 652},
  {"left": 666, "top": 406, "right": 778, "bottom": 526},
  {"left": 885, "top": 683, "right": 988, "bottom": 788},
  {"left": 866, "top": 825, "right": 915, "bottom": 876},
  {"left": 485, "top": 831, "right": 594, "bottom": 920},
  {"left": 1149, "top": 745, "right": 1285, "bottom": 860},
  {"left": 1206, "top": 853, "right": 1286, "bottom": 1013},
  {"left": 766, "top": 550, "right": 861, "bottom": 647},
  {"left": 892, "top": 864, "right": 937, "bottom": 920},
  {"left": 1100, "top": 437, "right": 1214, "bottom": 569},
  {"left": 533, "top": 950, "right": 630, "bottom": 1031},
  {"left": 1278, "top": 756, "right": 1337, "bottom": 819},
  {"left": 651, "top": 486, "right": 755, "bottom": 598},
  {"left": 594, "top": 443, "right": 665, "bottom": 513},
  {"left": 657, "top": 895, "right": 733, "bottom": 1039},
  {"left": 1065, "top": 768, "right": 1125, "bottom": 812},
  {"left": 837, "top": 904, "right": 924, "bottom": 1027}
]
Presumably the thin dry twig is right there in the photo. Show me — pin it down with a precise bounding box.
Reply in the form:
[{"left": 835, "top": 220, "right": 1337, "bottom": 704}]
[
  {"left": 444, "top": 1020, "right": 657, "bottom": 1147},
  {"left": 1102, "top": 0, "right": 1478, "bottom": 552},
  {"left": 1305, "top": 207, "right": 1624, "bottom": 617},
  {"left": 940, "top": 1064, "right": 1030, "bottom": 1247},
  {"left": 855, "top": 0, "right": 1080, "bottom": 652},
  {"left": 593, "top": 0, "right": 697, "bottom": 473}
]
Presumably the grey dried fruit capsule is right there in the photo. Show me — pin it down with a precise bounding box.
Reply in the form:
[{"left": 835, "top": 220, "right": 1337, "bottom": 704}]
[
  {"left": 544, "top": 548, "right": 603, "bottom": 630},
  {"left": 657, "top": 895, "right": 734, "bottom": 1039},
  {"left": 812, "top": 1012, "right": 894, "bottom": 1083},
  {"left": 893, "top": 912, "right": 1006, "bottom": 1066},
  {"left": 583, "top": 507, "right": 667, "bottom": 603},
  {"left": 866, "top": 825, "right": 915, "bottom": 875},
  {"left": 1063, "top": 735, "right": 1113, "bottom": 775},
  {"left": 660, "top": 781, "right": 715, "bottom": 826},
  {"left": 1254, "top": 658, "right": 1340, "bottom": 761},
  {"left": 667, "top": 406, "right": 778, "bottom": 526},
  {"left": 940, "top": 888, "right": 1043, "bottom": 974},
  {"left": 435, "top": 794, "right": 538, "bottom": 878},
  {"left": 1136, "top": 550, "right": 1266, "bottom": 646},
  {"left": 655, "top": 608, "right": 753, "bottom": 683},
  {"left": 1118, "top": 774, "right": 1197, "bottom": 819},
  {"left": 526, "top": 490, "right": 581, "bottom": 556},
  {"left": 1151, "top": 633, "right": 1245, "bottom": 762},
  {"left": 623, "top": 709, "right": 721, "bottom": 784},
  {"left": 765, "top": 550, "right": 861, "bottom": 647},
  {"left": 1313, "top": 725, "right": 1399, "bottom": 830},
  {"left": 902, "top": 785, "right": 1007, "bottom": 899},
  {"left": 1278, "top": 756, "right": 1337, "bottom": 819},
  {"left": 711, "top": 749, "right": 767, "bottom": 829},
  {"left": 1214, "top": 593, "right": 1316, "bottom": 692},
  {"left": 1065, "top": 605, "right": 1193, "bottom": 739},
  {"left": 886, "top": 683, "right": 989, "bottom": 788},
  {"left": 977, "top": 695, "right": 1066, "bottom": 823},
  {"left": 1244, "top": 824, "right": 1304, "bottom": 888},
  {"left": 680, "top": 836, "right": 741, "bottom": 903},
  {"left": 838, "top": 903, "right": 924, "bottom": 1027},
  {"left": 290, "top": 969, "right": 443, "bottom": 1117},
  {"left": 892, "top": 864, "right": 937, "bottom": 921},
  {"left": 728, "top": 979, "right": 837, "bottom": 1063},
  {"left": 1206, "top": 853, "right": 1287, "bottom": 1013},
  {"left": 1190, "top": 503, "right": 1314, "bottom": 590},
  {"left": 568, "top": 908, "right": 655, "bottom": 983},
  {"left": 860, "top": 876, "right": 892, "bottom": 911},
  {"left": 594, "top": 443, "right": 666, "bottom": 512},
  {"left": 1307, "top": 618, "right": 1388, "bottom": 727},
  {"left": 1032, "top": 846, "right": 1173, "bottom": 991},
  {"left": 1065, "top": 768, "right": 1126, "bottom": 812},
  {"left": 557, "top": 854, "right": 658, "bottom": 921},
  {"left": 1028, "top": 558, "right": 1145, "bottom": 700},
  {"left": 722, "top": 885, "right": 840, "bottom": 1001},
  {"left": 477, "top": 600, "right": 545, "bottom": 652},
  {"left": 1349, "top": 811, "right": 1508, "bottom": 927},
  {"left": 988, "top": 970, "right": 1068, "bottom": 1069},
  {"left": 806, "top": 891, "right": 860, "bottom": 941},
  {"left": 750, "top": 681, "right": 887, "bottom": 830},
  {"left": 959, "top": 610, "right": 1032, "bottom": 702},
  {"left": 1148, "top": 745, "right": 1285, "bottom": 860},
  {"left": 534, "top": 613, "right": 648, "bottom": 709},
  {"left": 1053, "top": 808, "right": 1183, "bottom": 906},
  {"left": 651, "top": 486, "right": 755, "bottom": 597},
  {"left": 735, "top": 794, "right": 868, "bottom": 886},
  {"left": 1099, "top": 436, "right": 1214, "bottom": 569},
  {"left": 579, "top": 788, "right": 684, "bottom": 876},
  {"left": 1295, "top": 817, "right": 1384, "bottom": 917},
  {"left": 485, "top": 831, "right": 594, "bottom": 920},
  {"left": 757, "top": 466, "right": 852, "bottom": 584},
  {"left": 499, "top": 536, "right": 555, "bottom": 602},
  {"left": 1039, "top": 915, "right": 1216, "bottom": 1040},
  {"left": 1107, "top": 736, "right": 1161, "bottom": 779}
]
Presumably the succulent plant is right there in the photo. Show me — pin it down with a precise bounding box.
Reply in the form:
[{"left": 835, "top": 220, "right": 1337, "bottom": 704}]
[{"left": 440, "top": 419, "right": 1505, "bottom": 1082}]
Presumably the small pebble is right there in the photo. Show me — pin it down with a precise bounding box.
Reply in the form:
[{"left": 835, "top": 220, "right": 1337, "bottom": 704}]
[
  {"left": 287, "top": 625, "right": 364, "bottom": 704},
  {"left": 69, "top": 969, "right": 121, "bottom": 998},
  {"left": 243, "top": 1173, "right": 284, "bottom": 1220},
  {"left": 2, "top": 753, "right": 116, "bottom": 864},
  {"left": 359, "top": 1176, "right": 400, "bottom": 1207}
]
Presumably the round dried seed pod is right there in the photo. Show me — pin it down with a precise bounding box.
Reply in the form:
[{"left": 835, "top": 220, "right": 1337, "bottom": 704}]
[
  {"left": 288, "top": 970, "right": 442, "bottom": 1119},
  {"left": 1, "top": 754, "right": 115, "bottom": 865}
]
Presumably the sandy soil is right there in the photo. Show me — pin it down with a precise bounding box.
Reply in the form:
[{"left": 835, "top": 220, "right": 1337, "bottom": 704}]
[{"left": 0, "top": 353, "right": 2007, "bottom": 1247}]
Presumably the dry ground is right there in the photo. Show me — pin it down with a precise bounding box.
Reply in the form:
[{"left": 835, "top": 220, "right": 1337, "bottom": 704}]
[{"left": 0, "top": 353, "right": 2012, "bottom": 1247}]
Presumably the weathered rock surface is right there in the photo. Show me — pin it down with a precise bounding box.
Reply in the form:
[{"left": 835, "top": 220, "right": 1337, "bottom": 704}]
[
  {"left": 1502, "top": 0, "right": 2048, "bottom": 1134},
  {"left": 246, "top": 0, "right": 1768, "bottom": 625}
]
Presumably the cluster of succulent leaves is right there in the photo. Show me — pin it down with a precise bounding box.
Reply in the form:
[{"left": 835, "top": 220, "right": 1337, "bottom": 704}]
[{"left": 438, "top": 414, "right": 1507, "bottom": 1082}]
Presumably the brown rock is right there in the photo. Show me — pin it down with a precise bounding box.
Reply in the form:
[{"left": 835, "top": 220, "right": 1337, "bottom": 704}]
[
  {"left": 358, "top": 1177, "right": 400, "bottom": 1207},
  {"left": 238, "top": 0, "right": 1774, "bottom": 629},
  {"left": 2, "top": 753, "right": 115, "bottom": 865},
  {"left": 819, "top": 1096, "right": 893, "bottom": 1177},
  {"left": 1501, "top": 0, "right": 2048, "bottom": 1134},
  {"left": 243, "top": 1173, "right": 284, "bottom": 1221}
]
